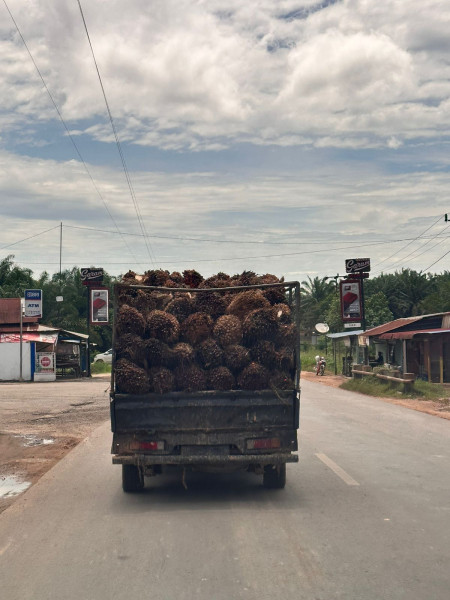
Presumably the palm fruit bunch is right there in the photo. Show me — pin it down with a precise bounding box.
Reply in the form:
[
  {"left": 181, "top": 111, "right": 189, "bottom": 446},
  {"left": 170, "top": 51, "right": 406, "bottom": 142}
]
[
  {"left": 115, "top": 358, "right": 151, "bottom": 394},
  {"left": 114, "top": 270, "right": 297, "bottom": 394}
]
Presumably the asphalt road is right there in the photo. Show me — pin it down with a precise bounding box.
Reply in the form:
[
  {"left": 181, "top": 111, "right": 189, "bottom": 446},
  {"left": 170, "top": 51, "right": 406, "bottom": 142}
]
[{"left": 0, "top": 380, "right": 449, "bottom": 600}]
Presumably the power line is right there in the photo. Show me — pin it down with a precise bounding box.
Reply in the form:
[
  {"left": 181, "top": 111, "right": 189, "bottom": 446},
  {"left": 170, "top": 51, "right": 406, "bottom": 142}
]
[
  {"left": 2, "top": 0, "right": 143, "bottom": 268},
  {"left": 422, "top": 245, "right": 450, "bottom": 272},
  {"left": 76, "top": 0, "right": 156, "bottom": 266},
  {"left": 0, "top": 225, "right": 60, "bottom": 251},
  {"left": 63, "top": 224, "right": 450, "bottom": 247},
  {"left": 371, "top": 214, "right": 444, "bottom": 274}
]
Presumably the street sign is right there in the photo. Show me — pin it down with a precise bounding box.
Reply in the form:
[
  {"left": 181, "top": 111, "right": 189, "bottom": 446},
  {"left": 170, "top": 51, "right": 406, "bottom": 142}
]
[
  {"left": 345, "top": 258, "right": 371, "bottom": 274},
  {"left": 344, "top": 322, "right": 362, "bottom": 328},
  {"left": 81, "top": 268, "right": 104, "bottom": 286},
  {"left": 24, "top": 289, "right": 42, "bottom": 318}
]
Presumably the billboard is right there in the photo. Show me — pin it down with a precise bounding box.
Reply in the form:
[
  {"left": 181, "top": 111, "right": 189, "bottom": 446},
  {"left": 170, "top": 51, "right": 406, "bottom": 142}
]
[
  {"left": 81, "top": 268, "right": 104, "bottom": 286},
  {"left": 90, "top": 288, "right": 109, "bottom": 325},
  {"left": 24, "top": 289, "right": 43, "bottom": 318},
  {"left": 340, "top": 279, "right": 363, "bottom": 322},
  {"left": 345, "top": 258, "right": 371, "bottom": 274}
]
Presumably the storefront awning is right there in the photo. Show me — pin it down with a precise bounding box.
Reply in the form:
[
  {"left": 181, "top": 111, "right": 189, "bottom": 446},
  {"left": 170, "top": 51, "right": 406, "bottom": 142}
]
[{"left": 0, "top": 332, "right": 58, "bottom": 344}]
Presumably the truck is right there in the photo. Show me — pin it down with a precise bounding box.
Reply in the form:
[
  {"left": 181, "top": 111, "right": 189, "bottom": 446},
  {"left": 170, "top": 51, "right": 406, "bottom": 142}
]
[{"left": 110, "top": 276, "right": 300, "bottom": 492}]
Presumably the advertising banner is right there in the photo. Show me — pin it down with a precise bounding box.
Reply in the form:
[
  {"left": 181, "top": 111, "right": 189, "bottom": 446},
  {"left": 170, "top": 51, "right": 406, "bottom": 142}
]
[
  {"left": 81, "top": 268, "right": 104, "bottom": 286},
  {"left": 34, "top": 352, "right": 56, "bottom": 382},
  {"left": 340, "top": 279, "right": 363, "bottom": 322},
  {"left": 90, "top": 288, "right": 109, "bottom": 324},
  {"left": 24, "top": 289, "right": 43, "bottom": 318}
]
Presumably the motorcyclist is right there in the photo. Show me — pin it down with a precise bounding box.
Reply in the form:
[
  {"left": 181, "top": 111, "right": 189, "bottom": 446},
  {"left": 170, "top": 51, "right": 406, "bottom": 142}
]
[{"left": 315, "top": 355, "right": 326, "bottom": 376}]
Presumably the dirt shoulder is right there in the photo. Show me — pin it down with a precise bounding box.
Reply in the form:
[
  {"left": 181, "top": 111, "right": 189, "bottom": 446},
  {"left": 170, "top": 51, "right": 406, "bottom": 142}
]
[
  {"left": 0, "top": 375, "right": 110, "bottom": 514},
  {"left": 301, "top": 370, "right": 450, "bottom": 421}
]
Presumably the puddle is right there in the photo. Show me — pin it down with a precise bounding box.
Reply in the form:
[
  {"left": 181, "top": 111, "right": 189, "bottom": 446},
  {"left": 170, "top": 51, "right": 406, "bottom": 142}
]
[
  {"left": 0, "top": 475, "right": 31, "bottom": 498},
  {"left": 14, "top": 434, "right": 55, "bottom": 447}
]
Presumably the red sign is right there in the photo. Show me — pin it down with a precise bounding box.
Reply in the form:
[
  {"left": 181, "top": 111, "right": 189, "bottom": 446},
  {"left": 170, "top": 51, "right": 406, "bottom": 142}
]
[
  {"left": 41, "top": 356, "right": 51, "bottom": 367},
  {"left": 90, "top": 288, "right": 109, "bottom": 325},
  {"left": 340, "top": 279, "right": 363, "bottom": 322}
]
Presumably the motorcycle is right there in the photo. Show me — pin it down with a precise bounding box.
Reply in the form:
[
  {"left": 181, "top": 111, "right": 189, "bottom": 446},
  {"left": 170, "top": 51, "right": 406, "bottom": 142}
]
[{"left": 315, "top": 357, "right": 326, "bottom": 376}]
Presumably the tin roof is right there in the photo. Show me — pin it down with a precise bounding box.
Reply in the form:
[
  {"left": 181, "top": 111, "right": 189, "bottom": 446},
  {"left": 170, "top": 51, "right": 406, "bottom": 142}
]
[
  {"left": 0, "top": 298, "right": 39, "bottom": 325},
  {"left": 379, "top": 328, "right": 450, "bottom": 340},
  {"left": 363, "top": 318, "right": 421, "bottom": 337}
]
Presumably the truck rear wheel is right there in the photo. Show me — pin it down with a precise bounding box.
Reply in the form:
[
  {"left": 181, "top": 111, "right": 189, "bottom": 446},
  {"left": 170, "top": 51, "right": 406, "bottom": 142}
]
[
  {"left": 263, "top": 463, "right": 286, "bottom": 489},
  {"left": 122, "top": 464, "right": 144, "bottom": 492}
]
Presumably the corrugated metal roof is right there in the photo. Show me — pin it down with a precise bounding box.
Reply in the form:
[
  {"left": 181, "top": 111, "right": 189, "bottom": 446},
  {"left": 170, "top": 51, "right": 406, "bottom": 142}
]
[
  {"left": 0, "top": 298, "right": 38, "bottom": 325},
  {"left": 380, "top": 329, "right": 450, "bottom": 340},
  {"left": 364, "top": 317, "right": 422, "bottom": 337}
]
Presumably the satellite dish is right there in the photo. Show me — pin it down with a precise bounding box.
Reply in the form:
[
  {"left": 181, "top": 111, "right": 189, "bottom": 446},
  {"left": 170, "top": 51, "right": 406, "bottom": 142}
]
[{"left": 315, "top": 323, "right": 329, "bottom": 334}]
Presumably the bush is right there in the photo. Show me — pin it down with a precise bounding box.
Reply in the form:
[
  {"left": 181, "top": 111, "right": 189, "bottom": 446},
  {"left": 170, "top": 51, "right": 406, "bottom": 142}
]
[{"left": 91, "top": 361, "right": 111, "bottom": 374}]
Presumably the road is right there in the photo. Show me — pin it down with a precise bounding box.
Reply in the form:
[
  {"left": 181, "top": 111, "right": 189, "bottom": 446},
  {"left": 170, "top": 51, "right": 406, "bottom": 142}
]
[{"left": 0, "top": 379, "right": 449, "bottom": 600}]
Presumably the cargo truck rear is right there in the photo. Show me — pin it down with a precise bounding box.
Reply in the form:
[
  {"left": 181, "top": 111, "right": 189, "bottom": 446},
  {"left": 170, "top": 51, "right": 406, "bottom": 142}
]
[{"left": 110, "top": 273, "right": 300, "bottom": 492}]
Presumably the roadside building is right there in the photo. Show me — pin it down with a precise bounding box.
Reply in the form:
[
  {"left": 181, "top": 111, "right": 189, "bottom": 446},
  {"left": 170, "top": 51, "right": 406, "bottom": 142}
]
[
  {"left": 362, "top": 312, "right": 450, "bottom": 383},
  {"left": 0, "top": 298, "right": 88, "bottom": 382},
  {"left": 326, "top": 330, "right": 365, "bottom": 376}
]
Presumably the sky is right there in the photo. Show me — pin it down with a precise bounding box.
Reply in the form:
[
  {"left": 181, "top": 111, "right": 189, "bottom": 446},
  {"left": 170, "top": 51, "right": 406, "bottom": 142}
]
[{"left": 1, "top": 0, "right": 450, "bottom": 282}]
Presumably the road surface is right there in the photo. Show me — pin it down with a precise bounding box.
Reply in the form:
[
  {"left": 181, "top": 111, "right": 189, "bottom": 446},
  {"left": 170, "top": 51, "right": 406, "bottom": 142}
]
[{"left": 0, "top": 380, "right": 449, "bottom": 599}]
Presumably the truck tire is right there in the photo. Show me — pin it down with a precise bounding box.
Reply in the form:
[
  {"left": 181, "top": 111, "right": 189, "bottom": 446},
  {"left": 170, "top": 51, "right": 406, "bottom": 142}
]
[
  {"left": 122, "top": 464, "right": 144, "bottom": 492},
  {"left": 263, "top": 463, "right": 286, "bottom": 489}
]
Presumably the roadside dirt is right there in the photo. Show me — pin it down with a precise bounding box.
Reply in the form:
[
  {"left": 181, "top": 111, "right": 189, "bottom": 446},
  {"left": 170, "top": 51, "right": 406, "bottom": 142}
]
[
  {"left": 301, "top": 370, "right": 450, "bottom": 421},
  {"left": 0, "top": 375, "right": 110, "bottom": 514}
]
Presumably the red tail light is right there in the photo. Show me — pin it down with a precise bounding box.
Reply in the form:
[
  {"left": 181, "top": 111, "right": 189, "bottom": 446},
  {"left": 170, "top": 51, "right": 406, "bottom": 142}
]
[
  {"left": 133, "top": 441, "right": 164, "bottom": 451},
  {"left": 247, "top": 438, "right": 281, "bottom": 450}
]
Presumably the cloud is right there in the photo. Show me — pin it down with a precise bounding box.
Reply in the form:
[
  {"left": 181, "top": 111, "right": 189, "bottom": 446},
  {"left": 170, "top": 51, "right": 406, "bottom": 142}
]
[
  {"left": 1, "top": 1, "right": 450, "bottom": 151},
  {"left": 1, "top": 148, "right": 449, "bottom": 278}
]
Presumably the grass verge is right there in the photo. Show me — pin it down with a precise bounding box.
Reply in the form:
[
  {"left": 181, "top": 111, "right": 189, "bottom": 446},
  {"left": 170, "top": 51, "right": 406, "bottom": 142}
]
[{"left": 341, "top": 375, "right": 450, "bottom": 401}]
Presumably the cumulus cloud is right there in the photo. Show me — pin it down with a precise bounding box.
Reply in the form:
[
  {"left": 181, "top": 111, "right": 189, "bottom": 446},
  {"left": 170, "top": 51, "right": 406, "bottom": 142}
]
[{"left": 1, "top": 0, "right": 450, "bottom": 150}]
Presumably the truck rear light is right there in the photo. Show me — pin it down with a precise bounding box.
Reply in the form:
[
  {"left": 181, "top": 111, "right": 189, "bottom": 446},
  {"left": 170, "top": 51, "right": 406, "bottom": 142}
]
[
  {"left": 131, "top": 441, "right": 164, "bottom": 451},
  {"left": 247, "top": 438, "right": 281, "bottom": 450}
]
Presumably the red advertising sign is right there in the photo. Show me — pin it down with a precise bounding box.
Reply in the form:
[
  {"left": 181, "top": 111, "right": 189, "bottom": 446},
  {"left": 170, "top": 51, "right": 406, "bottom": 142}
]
[
  {"left": 90, "top": 288, "right": 109, "bottom": 325},
  {"left": 340, "top": 279, "right": 363, "bottom": 322}
]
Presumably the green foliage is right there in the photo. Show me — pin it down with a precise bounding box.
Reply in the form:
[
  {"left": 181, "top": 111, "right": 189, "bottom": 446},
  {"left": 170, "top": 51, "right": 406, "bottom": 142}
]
[
  {"left": 365, "top": 269, "right": 437, "bottom": 318},
  {"left": 91, "top": 361, "right": 112, "bottom": 374},
  {"left": 0, "top": 255, "right": 34, "bottom": 297},
  {"left": 365, "top": 292, "right": 394, "bottom": 328},
  {"left": 300, "top": 276, "right": 335, "bottom": 331}
]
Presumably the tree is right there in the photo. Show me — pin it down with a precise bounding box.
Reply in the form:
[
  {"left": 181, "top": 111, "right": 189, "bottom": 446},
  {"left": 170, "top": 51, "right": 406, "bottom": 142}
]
[
  {"left": 300, "top": 276, "right": 335, "bottom": 330},
  {"left": 0, "top": 255, "right": 34, "bottom": 298},
  {"left": 365, "top": 292, "right": 394, "bottom": 328}
]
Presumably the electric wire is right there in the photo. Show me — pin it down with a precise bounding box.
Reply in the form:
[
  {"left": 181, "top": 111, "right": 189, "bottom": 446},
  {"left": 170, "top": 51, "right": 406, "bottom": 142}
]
[
  {"left": 0, "top": 225, "right": 60, "bottom": 251},
  {"left": 63, "top": 224, "right": 450, "bottom": 247},
  {"left": 76, "top": 0, "right": 156, "bottom": 266},
  {"left": 371, "top": 214, "right": 444, "bottom": 275},
  {"left": 2, "top": 0, "right": 143, "bottom": 268},
  {"left": 422, "top": 245, "right": 450, "bottom": 272},
  {"left": 373, "top": 222, "right": 450, "bottom": 275}
]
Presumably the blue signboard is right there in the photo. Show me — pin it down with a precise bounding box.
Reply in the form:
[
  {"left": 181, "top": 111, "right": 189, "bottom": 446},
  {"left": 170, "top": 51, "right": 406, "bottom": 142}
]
[{"left": 24, "top": 289, "right": 43, "bottom": 318}]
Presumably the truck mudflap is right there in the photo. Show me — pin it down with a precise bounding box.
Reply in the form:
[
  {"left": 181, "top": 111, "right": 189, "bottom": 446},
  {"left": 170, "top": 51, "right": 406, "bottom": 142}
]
[{"left": 113, "top": 453, "right": 299, "bottom": 466}]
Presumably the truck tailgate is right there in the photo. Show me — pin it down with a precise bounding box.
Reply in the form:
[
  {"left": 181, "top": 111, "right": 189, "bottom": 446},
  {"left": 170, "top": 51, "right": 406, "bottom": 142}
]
[{"left": 111, "top": 390, "right": 299, "bottom": 433}]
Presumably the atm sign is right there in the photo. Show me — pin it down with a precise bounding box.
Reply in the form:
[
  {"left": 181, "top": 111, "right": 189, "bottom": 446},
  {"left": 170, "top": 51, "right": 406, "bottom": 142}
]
[{"left": 24, "top": 289, "right": 43, "bottom": 318}]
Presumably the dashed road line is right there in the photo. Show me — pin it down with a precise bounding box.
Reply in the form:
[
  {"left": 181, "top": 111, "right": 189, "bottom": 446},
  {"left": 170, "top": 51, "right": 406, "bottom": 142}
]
[{"left": 315, "top": 453, "right": 360, "bottom": 486}]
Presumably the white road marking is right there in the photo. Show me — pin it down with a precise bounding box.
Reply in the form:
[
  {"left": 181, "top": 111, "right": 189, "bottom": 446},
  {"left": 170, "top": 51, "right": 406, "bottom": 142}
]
[{"left": 315, "top": 453, "right": 360, "bottom": 486}]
